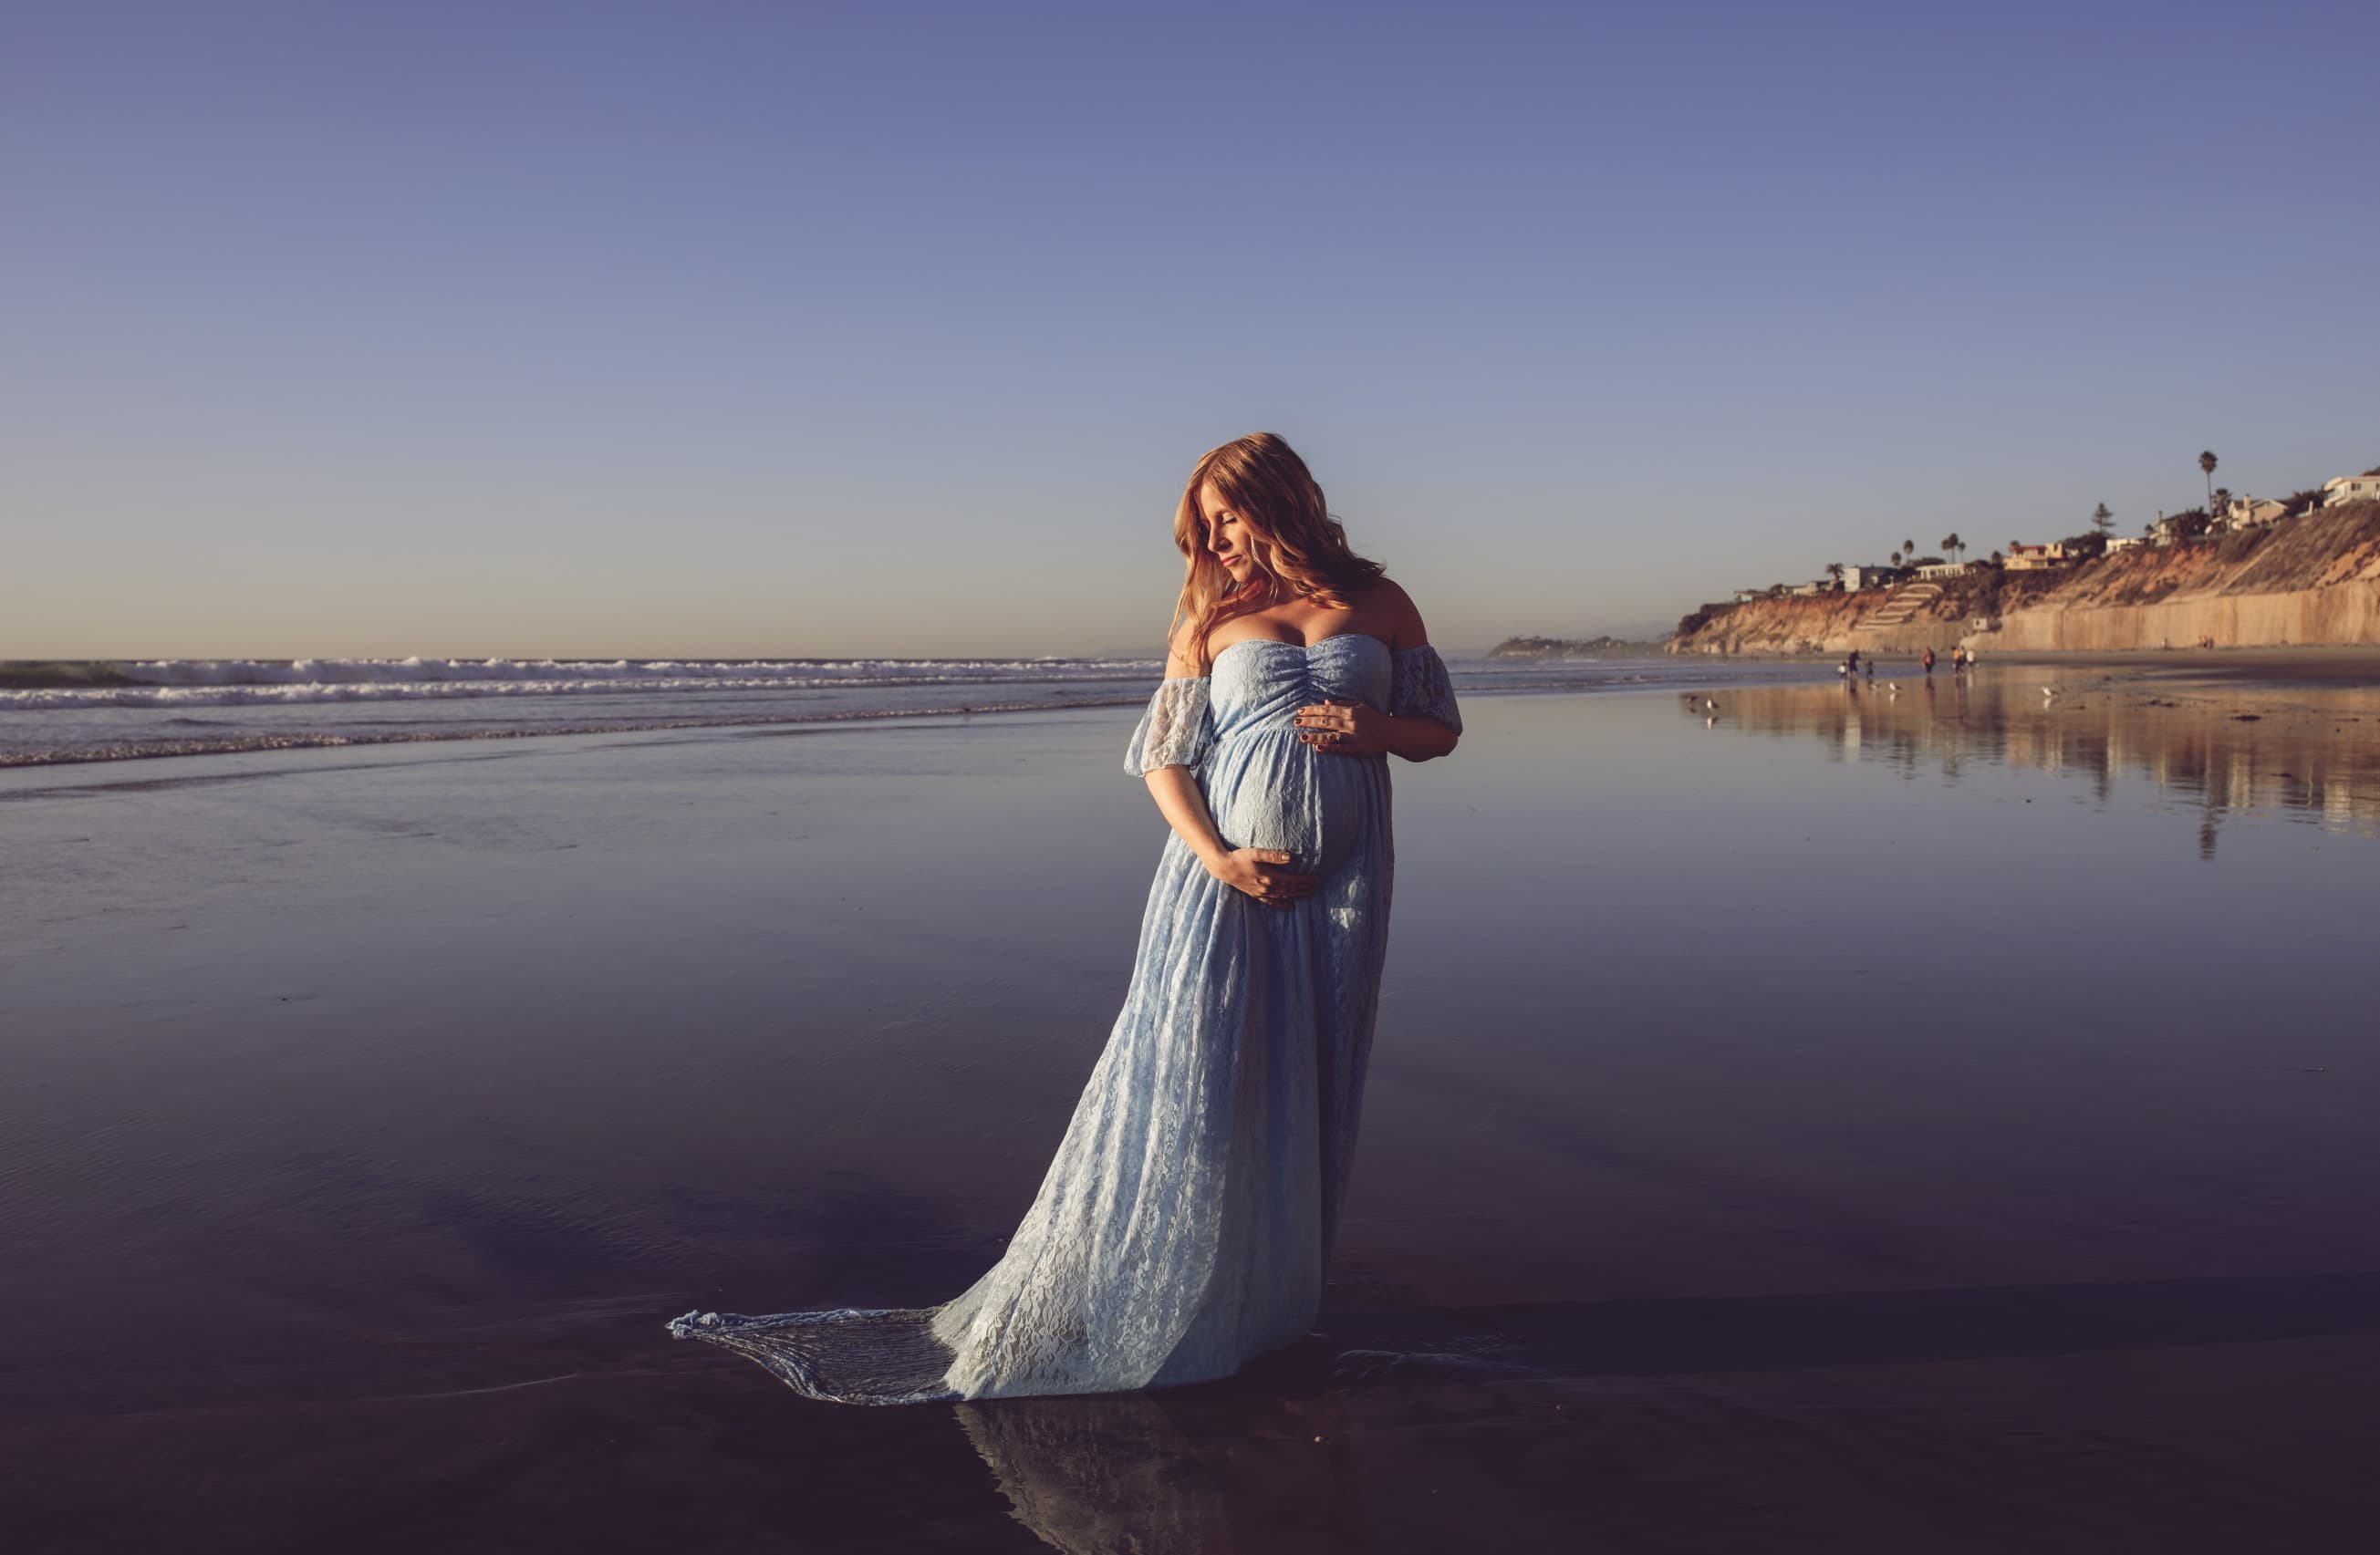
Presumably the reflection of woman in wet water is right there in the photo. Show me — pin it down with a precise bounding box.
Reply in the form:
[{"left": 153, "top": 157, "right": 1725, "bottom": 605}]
[{"left": 670, "top": 433, "right": 1463, "bottom": 1401}]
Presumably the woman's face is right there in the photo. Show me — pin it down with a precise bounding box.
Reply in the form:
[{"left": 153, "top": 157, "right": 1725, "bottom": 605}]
[{"left": 1198, "top": 482, "right": 1255, "bottom": 581}]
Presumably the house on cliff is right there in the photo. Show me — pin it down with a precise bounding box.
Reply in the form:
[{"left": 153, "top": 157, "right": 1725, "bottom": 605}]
[
  {"left": 2324, "top": 473, "right": 2380, "bottom": 508},
  {"left": 2005, "top": 541, "right": 2070, "bottom": 571},
  {"left": 1842, "top": 565, "right": 1907, "bottom": 591},
  {"left": 2223, "top": 495, "right": 2288, "bottom": 528}
]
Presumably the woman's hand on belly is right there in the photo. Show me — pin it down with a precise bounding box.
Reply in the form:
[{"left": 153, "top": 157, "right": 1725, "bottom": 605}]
[
  {"left": 1206, "top": 847, "right": 1321, "bottom": 911},
  {"left": 1294, "top": 699, "right": 1392, "bottom": 757}
]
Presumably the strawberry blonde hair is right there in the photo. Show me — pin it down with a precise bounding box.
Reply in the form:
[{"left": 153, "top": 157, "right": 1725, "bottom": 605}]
[{"left": 1168, "top": 433, "right": 1386, "bottom": 670}]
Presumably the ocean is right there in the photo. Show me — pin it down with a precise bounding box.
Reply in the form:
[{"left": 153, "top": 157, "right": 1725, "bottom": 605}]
[{"left": 0, "top": 653, "right": 1830, "bottom": 766}]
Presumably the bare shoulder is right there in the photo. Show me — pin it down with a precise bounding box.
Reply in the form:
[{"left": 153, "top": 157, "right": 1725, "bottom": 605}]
[{"left": 1358, "top": 576, "right": 1430, "bottom": 649}]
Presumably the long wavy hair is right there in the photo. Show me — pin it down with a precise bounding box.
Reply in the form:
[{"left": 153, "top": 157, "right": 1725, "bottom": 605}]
[{"left": 1168, "top": 433, "right": 1386, "bottom": 669}]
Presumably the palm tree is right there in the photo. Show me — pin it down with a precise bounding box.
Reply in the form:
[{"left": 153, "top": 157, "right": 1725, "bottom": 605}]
[
  {"left": 1944, "top": 531, "right": 1964, "bottom": 565},
  {"left": 1825, "top": 562, "right": 1845, "bottom": 587},
  {"left": 2199, "top": 450, "right": 2219, "bottom": 509},
  {"left": 1902, "top": 537, "right": 1916, "bottom": 561},
  {"left": 2092, "top": 503, "right": 2115, "bottom": 534},
  {"left": 1890, "top": 551, "right": 1903, "bottom": 568},
  {"left": 2212, "top": 486, "right": 2232, "bottom": 524}
]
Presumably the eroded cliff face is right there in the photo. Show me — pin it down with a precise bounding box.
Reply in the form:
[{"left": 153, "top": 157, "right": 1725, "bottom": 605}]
[
  {"left": 1669, "top": 503, "right": 2380, "bottom": 656},
  {"left": 1668, "top": 585, "right": 1993, "bottom": 656},
  {"left": 1983, "top": 503, "right": 2380, "bottom": 650}
]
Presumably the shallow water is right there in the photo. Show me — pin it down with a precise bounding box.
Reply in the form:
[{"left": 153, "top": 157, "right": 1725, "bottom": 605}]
[{"left": 3, "top": 669, "right": 2375, "bottom": 1551}]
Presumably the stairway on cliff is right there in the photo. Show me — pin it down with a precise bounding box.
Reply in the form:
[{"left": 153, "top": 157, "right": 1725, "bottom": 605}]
[{"left": 1857, "top": 582, "right": 1941, "bottom": 632}]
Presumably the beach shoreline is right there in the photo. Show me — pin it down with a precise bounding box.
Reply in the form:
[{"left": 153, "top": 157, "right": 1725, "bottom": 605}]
[
  {"left": 6, "top": 686, "right": 2377, "bottom": 1551},
  {"left": 1969, "top": 644, "right": 2380, "bottom": 682},
  {"left": 1665, "top": 644, "right": 2380, "bottom": 683}
]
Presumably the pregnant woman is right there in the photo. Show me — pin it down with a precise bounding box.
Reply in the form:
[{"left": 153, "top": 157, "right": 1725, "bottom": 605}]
[{"left": 670, "top": 432, "right": 1462, "bottom": 1402}]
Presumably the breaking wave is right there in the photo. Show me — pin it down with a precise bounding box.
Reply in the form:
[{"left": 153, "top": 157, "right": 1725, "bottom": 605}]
[
  {"left": 4, "top": 658, "right": 1159, "bottom": 710},
  {"left": 0, "top": 698, "right": 1153, "bottom": 771},
  {"left": 0, "top": 654, "right": 1838, "bottom": 770},
  {"left": 114, "top": 656, "right": 1148, "bottom": 686}
]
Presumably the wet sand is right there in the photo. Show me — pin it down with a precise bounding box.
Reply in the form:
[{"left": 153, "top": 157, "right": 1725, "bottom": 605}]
[
  {"left": 1980, "top": 644, "right": 2380, "bottom": 684},
  {"left": 4, "top": 674, "right": 2377, "bottom": 1552},
  {"left": 1680, "top": 645, "right": 2380, "bottom": 685}
]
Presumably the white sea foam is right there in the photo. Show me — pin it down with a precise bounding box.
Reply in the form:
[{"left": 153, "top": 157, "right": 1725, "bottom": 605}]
[
  {"left": 5, "top": 662, "right": 1159, "bottom": 710},
  {"left": 109, "top": 657, "right": 1149, "bottom": 687},
  {"left": 0, "top": 653, "right": 1825, "bottom": 770},
  {"left": 0, "top": 698, "right": 1153, "bottom": 769}
]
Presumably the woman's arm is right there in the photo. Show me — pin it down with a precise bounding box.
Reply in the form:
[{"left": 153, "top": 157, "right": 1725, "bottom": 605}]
[
  {"left": 1140, "top": 621, "right": 1316, "bottom": 908},
  {"left": 1294, "top": 702, "right": 1458, "bottom": 762},
  {"left": 1143, "top": 762, "right": 1229, "bottom": 866},
  {"left": 1144, "top": 764, "right": 1316, "bottom": 908},
  {"left": 1377, "top": 709, "right": 1460, "bottom": 762},
  {"left": 1295, "top": 582, "right": 1460, "bottom": 762}
]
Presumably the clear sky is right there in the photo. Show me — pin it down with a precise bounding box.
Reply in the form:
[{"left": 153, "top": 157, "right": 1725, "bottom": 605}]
[{"left": 5, "top": 0, "right": 2375, "bottom": 658}]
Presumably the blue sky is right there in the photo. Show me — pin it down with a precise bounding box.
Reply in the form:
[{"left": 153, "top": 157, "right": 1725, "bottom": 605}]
[{"left": 6, "top": 0, "right": 2375, "bottom": 658}]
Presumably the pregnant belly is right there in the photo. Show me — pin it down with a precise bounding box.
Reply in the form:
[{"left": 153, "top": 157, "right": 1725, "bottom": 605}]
[{"left": 1207, "top": 729, "right": 1385, "bottom": 879}]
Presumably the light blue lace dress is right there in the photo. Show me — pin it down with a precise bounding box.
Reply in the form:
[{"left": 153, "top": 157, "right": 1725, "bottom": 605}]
[{"left": 670, "top": 636, "right": 1461, "bottom": 1403}]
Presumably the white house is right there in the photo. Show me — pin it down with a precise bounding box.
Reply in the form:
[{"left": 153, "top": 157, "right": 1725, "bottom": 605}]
[
  {"left": 2223, "top": 495, "right": 2288, "bottom": 527},
  {"left": 1843, "top": 565, "right": 1905, "bottom": 592},
  {"left": 2105, "top": 534, "right": 2142, "bottom": 554},
  {"left": 1914, "top": 561, "right": 1971, "bottom": 580},
  {"left": 2324, "top": 473, "right": 2380, "bottom": 508}
]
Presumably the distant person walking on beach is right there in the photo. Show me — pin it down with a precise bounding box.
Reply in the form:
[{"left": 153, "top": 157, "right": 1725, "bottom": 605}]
[
  {"left": 672, "top": 432, "right": 1464, "bottom": 1404},
  {"left": 1922, "top": 647, "right": 1937, "bottom": 676}
]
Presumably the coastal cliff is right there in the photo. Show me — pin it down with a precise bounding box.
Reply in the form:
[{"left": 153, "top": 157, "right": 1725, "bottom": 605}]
[
  {"left": 1668, "top": 587, "right": 1980, "bottom": 657},
  {"left": 1670, "top": 502, "right": 2380, "bottom": 657},
  {"left": 1984, "top": 502, "right": 2380, "bottom": 650}
]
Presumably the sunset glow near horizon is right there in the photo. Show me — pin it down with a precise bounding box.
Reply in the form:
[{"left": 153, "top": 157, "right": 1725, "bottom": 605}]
[{"left": 6, "top": 1, "right": 2375, "bottom": 659}]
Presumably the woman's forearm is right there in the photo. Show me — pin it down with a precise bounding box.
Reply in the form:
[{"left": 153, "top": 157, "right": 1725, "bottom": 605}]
[
  {"left": 1143, "top": 765, "right": 1230, "bottom": 867},
  {"left": 1382, "top": 713, "right": 1459, "bottom": 763}
]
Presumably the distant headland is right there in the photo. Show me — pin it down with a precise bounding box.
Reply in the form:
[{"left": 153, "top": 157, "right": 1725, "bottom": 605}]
[{"left": 1489, "top": 635, "right": 1671, "bottom": 659}]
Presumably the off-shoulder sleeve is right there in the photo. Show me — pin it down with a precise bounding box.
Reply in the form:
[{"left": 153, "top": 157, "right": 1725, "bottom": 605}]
[
  {"left": 1123, "top": 677, "right": 1215, "bottom": 775},
  {"left": 1387, "top": 645, "right": 1463, "bottom": 735}
]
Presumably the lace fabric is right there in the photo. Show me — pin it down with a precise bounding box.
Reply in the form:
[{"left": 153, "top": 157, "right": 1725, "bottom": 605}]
[
  {"left": 1387, "top": 644, "right": 1462, "bottom": 735},
  {"left": 673, "top": 632, "right": 1430, "bottom": 1403},
  {"left": 1123, "top": 677, "right": 1214, "bottom": 775}
]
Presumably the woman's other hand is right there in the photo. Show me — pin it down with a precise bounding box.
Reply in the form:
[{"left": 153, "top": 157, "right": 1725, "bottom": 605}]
[
  {"left": 1207, "top": 847, "right": 1319, "bottom": 910},
  {"left": 1294, "top": 699, "right": 1391, "bottom": 756}
]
